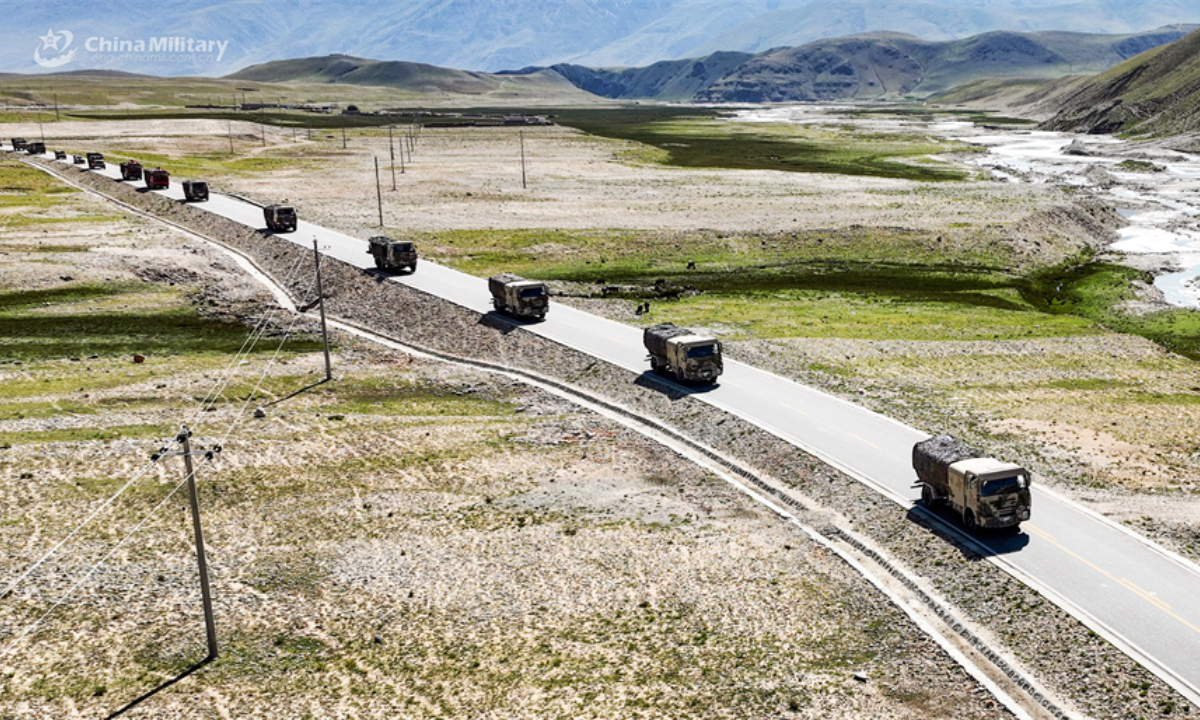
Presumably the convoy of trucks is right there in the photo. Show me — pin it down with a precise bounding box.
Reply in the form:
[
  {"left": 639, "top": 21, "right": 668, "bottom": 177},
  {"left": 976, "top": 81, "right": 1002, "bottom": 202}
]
[
  {"left": 21, "top": 133, "right": 1037, "bottom": 540},
  {"left": 488, "top": 273, "right": 549, "bottom": 320},
  {"left": 368, "top": 236, "right": 418, "bottom": 273},
  {"left": 913, "top": 434, "right": 1031, "bottom": 531},
  {"left": 642, "top": 322, "right": 723, "bottom": 383}
]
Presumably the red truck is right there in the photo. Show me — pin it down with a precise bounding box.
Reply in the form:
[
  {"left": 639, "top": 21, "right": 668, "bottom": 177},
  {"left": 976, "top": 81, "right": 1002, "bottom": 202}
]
[{"left": 144, "top": 168, "right": 170, "bottom": 189}]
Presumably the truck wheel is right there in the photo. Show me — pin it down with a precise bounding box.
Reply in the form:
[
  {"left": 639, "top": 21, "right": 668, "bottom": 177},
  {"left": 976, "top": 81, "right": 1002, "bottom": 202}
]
[
  {"left": 920, "top": 484, "right": 934, "bottom": 507},
  {"left": 964, "top": 510, "right": 978, "bottom": 532},
  {"left": 409, "top": 260, "right": 417, "bottom": 272}
]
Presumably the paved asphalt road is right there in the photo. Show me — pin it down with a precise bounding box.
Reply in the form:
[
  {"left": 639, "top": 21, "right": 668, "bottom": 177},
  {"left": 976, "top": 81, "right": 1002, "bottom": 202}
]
[{"left": 31, "top": 152, "right": 1200, "bottom": 706}]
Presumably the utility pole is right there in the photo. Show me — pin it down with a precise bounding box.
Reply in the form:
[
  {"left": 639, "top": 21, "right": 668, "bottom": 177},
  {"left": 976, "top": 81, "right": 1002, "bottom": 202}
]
[
  {"left": 179, "top": 426, "right": 219, "bottom": 662},
  {"left": 53, "top": 94, "right": 59, "bottom": 122},
  {"left": 312, "top": 238, "right": 333, "bottom": 381},
  {"left": 342, "top": 127, "right": 347, "bottom": 149},
  {"left": 227, "top": 121, "right": 234, "bottom": 154},
  {"left": 520, "top": 130, "right": 527, "bottom": 190},
  {"left": 388, "top": 125, "right": 397, "bottom": 186},
  {"left": 374, "top": 157, "right": 384, "bottom": 228}
]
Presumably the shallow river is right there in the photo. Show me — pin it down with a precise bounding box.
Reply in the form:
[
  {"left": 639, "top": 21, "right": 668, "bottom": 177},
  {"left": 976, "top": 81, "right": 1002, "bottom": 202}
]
[{"left": 735, "top": 106, "right": 1200, "bottom": 308}]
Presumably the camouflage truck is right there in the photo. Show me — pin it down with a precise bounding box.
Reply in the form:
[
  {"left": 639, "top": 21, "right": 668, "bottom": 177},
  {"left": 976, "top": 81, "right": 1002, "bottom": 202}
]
[
  {"left": 367, "top": 235, "right": 418, "bottom": 273},
  {"left": 263, "top": 204, "right": 298, "bottom": 232},
  {"left": 488, "top": 273, "right": 548, "bottom": 320},
  {"left": 119, "top": 159, "right": 143, "bottom": 181},
  {"left": 53, "top": 150, "right": 66, "bottom": 160},
  {"left": 144, "top": 168, "right": 170, "bottom": 189},
  {"left": 642, "top": 323, "right": 723, "bottom": 384},
  {"left": 11, "top": 138, "right": 28, "bottom": 151},
  {"left": 913, "top": 434, "right": 1031, "bottom": 532},
  {"left": 86, "top": 152, "right": 105, "bottom": 169},
  {"left": 182, "top": 179, "right": 209, "bottom": 202},
  {"left": 26, "top": 141, "right": 45, "bottom": 155}
]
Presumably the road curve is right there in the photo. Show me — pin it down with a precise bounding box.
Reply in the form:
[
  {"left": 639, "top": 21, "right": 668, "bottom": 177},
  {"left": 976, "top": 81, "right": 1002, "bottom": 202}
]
[{"left": 27, "top": 150, "right": 1200, "bottom": 707}]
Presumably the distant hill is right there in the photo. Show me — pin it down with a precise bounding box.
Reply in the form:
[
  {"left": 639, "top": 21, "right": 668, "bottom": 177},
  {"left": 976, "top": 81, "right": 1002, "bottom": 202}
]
[
  {"left": 2, "top": 0, "right": 1198, "bottom": 76},
  {"left": 226, "top": 55, "right": 585, "bottom": 97},
  {"left": 1039, "top": 27, "right": 1200, "bottom": 136},
  {"left": 693, "top": 27, "right": 1194, "bottom": 103},
  {"left": 507, "top": 52, "right": 754, "bottom": 101}
]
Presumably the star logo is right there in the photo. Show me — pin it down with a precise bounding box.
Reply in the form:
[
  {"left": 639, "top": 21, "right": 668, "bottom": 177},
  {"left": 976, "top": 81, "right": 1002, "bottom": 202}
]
[{"left": 39, "top": 28, "right": 63, "bottom": 51}]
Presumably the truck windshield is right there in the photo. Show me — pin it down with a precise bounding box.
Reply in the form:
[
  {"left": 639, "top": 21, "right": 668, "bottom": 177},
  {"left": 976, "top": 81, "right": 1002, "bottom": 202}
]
[
  {"left": 686, "top": 344, "right": 717, "bottom": 359},
  {"left": 982, "top": 474, "right": 1027, "bottom": 496},
  {"left": 519, "top": 287, "right": 545, "bottom": 299}
]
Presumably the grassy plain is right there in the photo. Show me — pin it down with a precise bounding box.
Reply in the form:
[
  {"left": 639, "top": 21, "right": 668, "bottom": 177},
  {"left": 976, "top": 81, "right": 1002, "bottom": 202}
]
[{"left": 0, "top": 155, "right": 987, "bottom": 718}]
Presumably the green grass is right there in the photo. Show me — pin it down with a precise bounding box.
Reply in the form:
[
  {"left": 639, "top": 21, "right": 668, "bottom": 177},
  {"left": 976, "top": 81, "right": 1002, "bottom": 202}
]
[
  {"left": 94, "top": 147, "right": 316, "bottom": 178},
  {"left": 0, "top": 282, "right": 323, "bottom": 363},
  {"left": 1022, "top": 260, "right": 1200, "bottom": 360},
  {"left": 0, "top": 423, "right": 168, "bottom": 447},
  {"left": 552, "top": 108, "right": 970, "bottom": 180}
]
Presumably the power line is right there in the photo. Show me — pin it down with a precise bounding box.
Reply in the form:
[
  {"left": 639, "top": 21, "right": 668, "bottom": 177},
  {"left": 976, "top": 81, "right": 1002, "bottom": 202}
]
[{"left": 0, "top": 252, "right": 312, "bottom": 602}]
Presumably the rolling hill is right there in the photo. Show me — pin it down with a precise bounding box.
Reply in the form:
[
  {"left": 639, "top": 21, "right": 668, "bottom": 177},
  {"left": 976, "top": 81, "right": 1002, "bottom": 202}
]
[{"left": 225, "top": 55, "right": 588, "bottom": 98}]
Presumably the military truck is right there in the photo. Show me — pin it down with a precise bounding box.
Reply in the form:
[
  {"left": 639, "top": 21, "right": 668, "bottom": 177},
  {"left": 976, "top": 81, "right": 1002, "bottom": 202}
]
[
  {"left": 119, "top": 160, "right": 143, "bottom": 181},
  {"left": 263, "top": 204, "right": 298, "bottom": 232},
  {"left": 11, "top": 138, "right": 28, "bottom": 151},
  {"left": 144, "top": 168, "right": 170, "bottom": 189},
  {"left": 913, "top": 434, "right": 1031, "bottom": 532},
  {"left": 86, "top": 152, "right": 105, "bottom": 169},
  {"left": 72, "top": 154, "right": 85, "bottom": 165},
  {"left": 182, "top": 179, "right": 209, "bottom": 202},
  {"left": 488, "top": 272, "right": 548, "bottom": 320},
  {"left": 53, "top": 150, "right": 66, "bottom": 160},
  {"left": 367, "top": 235, "right": 418, "bottom": 273},
  {"left": 26, "top": 141, "right": 45, "bottom": 155},
  {"left": 643, "top": 323, "right": 723, "bottom": 383}
]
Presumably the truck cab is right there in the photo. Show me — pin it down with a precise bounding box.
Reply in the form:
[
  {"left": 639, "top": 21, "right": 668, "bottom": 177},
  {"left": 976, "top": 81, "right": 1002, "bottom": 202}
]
[
  {"left": 86, "top": 152, "right": 105, "bottom": 169},
  {"left": 947, "top": 458, "right": 1031, "bottom": 531},
  {"left": 663, "top": 335, "right": 722, "bottom": 383}
]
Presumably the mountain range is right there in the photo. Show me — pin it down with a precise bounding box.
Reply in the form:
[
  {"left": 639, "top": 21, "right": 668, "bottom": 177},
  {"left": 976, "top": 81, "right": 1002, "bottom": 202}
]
[
  {"left": 233, "top": 26, "right": 1194, "bottom": 104},
  {"left": 3, "top": 0, "right": 1198, "bottom": 76}
]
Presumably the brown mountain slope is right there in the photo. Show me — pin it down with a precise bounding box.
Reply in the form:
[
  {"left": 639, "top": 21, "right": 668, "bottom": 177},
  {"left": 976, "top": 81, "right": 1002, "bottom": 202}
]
[{"left": 1040, "top": 27, "right": 1200, "bottom": 135}]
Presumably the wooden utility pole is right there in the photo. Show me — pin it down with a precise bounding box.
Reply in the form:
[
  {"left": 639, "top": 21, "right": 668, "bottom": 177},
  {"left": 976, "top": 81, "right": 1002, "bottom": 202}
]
[
  {"left": 311, "top": 238, "right": 333, "bottom": 381},
  {"left": 53, "top": 94, "right": 59, "bottom": 122},
  {"left": 388, "top": 125, "right": 397, "bottom": 187},
  {"left": 520, "top": 131, "right": 527, "bottom": 190},
  {"left": 342, "top": 127, "right": 347, "bottom": 149},
  {"left": 179, "top": 426, "right": 218, "bottom": 661},
  {"left": 374, "top": 157, "right": 384, "bottom": 228}
]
